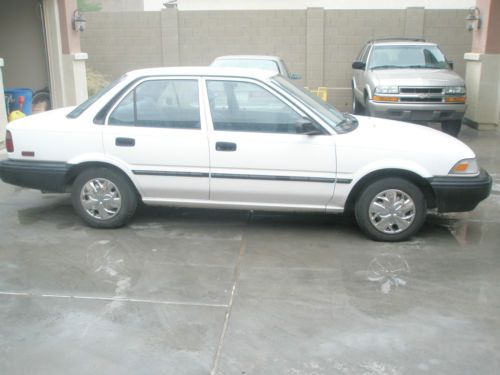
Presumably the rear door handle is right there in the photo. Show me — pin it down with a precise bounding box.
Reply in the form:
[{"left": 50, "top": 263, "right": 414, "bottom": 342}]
[
  {"left": 216, "top": 142, "right": 237, "bottom": 151},
  {"left": 116, "top": 137, "right": 135, "bottom": 147}
]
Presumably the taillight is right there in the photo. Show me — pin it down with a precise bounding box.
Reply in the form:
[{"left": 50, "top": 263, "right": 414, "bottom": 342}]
[{"left": 6, "top": 130, "right": 14, "bottom": 152}]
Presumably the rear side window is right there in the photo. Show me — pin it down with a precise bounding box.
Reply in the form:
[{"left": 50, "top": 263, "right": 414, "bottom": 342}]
[{"left": 108, "top": 79, "right": 200, "bottom": 129}]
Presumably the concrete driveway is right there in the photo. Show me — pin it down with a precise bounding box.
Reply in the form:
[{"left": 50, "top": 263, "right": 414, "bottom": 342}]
[{"left": 0, "top": 126, "right": 499, "bottom": 375}]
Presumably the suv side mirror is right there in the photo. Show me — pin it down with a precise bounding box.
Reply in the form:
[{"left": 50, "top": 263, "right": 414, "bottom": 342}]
[
  {"left": 289, "top": 73, "right": 302, "bottom": 80},
  {"left": 447, "top": 60, "right": 454, "bottom": 70},
  {"left": 295, "top": 118, "right": 323, "bottom": 135},
  {"left": 352, "top": 61, "right": 366, "bottom": 70}
]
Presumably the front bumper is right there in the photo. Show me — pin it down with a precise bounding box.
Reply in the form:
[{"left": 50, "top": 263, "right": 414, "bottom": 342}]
[
  {"left": 368, "top": 100, "right": 466, "bottom": 123},
  {"left": 429, "top": 169, "right": 492, "bottom": 212},
  {"left": 0, "top": 159, "right": 69, "bottom": 193}
]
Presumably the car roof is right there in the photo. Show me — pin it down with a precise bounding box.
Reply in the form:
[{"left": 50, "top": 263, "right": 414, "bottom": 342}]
[
  {"left": 373, "top": 41, "right": 437, "bottom": 46},
  {"left": 125, "top": 66, "right": 277, "bottom": 80},
  {"left": 213, "top": 55, "right": 282, "bottom": 61}
]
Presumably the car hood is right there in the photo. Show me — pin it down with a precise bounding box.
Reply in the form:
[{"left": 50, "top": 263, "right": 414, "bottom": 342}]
[
  {"left": 336, "top": 115, "right": 475, "bottom": 176},
  {"left": 370, "top": 68, "right": 464, "bottom": 87}
]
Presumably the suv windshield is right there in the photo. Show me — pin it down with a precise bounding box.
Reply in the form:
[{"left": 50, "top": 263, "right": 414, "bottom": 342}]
[
  {"left": 272, "top": 76, "right": 356, "bottom": 133},
  {"left": 369, "top": 45, "right": 449, "bottom": 70}
]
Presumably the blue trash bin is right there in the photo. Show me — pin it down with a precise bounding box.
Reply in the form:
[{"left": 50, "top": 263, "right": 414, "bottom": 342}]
[{"left": 5, "top": 88, "right": 33, "bottom": 115}]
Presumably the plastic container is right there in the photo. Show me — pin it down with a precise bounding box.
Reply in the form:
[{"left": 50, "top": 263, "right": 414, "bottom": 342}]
[{"left": 4, "top": 88, "right": 33, "bottom": 115}]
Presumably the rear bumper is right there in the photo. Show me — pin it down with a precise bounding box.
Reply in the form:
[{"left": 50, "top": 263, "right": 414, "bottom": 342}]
[
  {"left": 0, "top": 159, "right": 69, "bottom": 193},
  {"left": 368, "top": 100, "right": 465, "bottom": 123},
  {"left": 429, "top": 169, "right": 492, "bottom": 212}
]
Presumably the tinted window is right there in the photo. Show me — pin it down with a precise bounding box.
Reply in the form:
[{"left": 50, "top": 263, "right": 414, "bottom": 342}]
[
  {"left": 108, "top": 79, "right": 200, "bottom": 129},
  {"left": 207, "top": 80, "right": 303, "bottom": 134},
  {"left": 67, "top": 74, "right": 127, "bottom": 119}
]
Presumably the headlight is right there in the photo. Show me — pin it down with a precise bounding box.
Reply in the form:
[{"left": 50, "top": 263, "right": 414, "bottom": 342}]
[
  {"left": 374, "top": 86, "right": 399, "bottom": 94},
  {"left": 444, "top": 86, "right": 466, "bottom": 95},
  {"left": 449, "top": 158, "right": 479, "bottom": 174}
]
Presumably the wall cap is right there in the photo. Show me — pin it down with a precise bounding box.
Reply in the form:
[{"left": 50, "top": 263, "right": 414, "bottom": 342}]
[
  {"left": 464, "top": 52, "right": 481, "bottom": 61},
  {"left": 73, "top": 53, "right": 89, "bottom": 61}
]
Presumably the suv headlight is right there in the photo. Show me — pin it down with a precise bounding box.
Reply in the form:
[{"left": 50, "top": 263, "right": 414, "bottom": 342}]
[
  {"left": 374, "top": 86, "right": 399, "bottom": 94},
  {"left": 449, "top": 158, "right": 479, "bottom": 175},
  {"left": 444, "top": 86, "right": 466, "bottom": 95}
]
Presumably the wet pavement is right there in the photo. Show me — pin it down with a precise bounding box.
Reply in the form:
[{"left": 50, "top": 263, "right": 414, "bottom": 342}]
[{"left": 0, "top": 125, "right": 499, "bottom": 374}]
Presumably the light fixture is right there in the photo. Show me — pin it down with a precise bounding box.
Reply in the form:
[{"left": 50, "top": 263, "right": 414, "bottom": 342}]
[
  {"left": 72, "top": 9, "right": 87, "bottom": 32},
  {"left": 465, "top": 6, "right": 481, "bottom": 31}
]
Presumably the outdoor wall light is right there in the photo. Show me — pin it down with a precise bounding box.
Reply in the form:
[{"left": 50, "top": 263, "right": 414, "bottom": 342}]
[
  {"left": 72, "top": 9, "right": 87, "bottom": 32},
  {"left": 465, "top": 6, "right": 482, "bottom": 31}
]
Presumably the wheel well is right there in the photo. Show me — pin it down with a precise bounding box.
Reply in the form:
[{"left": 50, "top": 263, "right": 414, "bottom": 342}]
[
  {"left": 64, "top": 162, "right": 141, "bottom": 197},
  {"left": 344, "top": 169, "right": 436, "bottom": 214}
]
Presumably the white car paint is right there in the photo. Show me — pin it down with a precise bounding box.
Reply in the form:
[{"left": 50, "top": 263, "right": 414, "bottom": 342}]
[{"left": 3, "top": 67, "right": 479, "bottom": 214}]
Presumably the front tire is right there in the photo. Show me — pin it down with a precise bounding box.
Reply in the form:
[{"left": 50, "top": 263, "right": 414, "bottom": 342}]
[
  {"left": 71, "top": 167, "right": 137, "bottom": 228},
  {"left": 441, "top": 120, "right": 462, "bottom": 137},
  {"left": 354, "top": 177, "right": 426, "bottom": 242}
]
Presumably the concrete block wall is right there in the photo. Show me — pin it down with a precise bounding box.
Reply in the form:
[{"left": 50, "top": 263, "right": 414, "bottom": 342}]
[
  {"left": 177, "top": 10, "right": 307, "bottom": 85},
  {"left": 423, "top": 10, "right": 472, "bottom": 78},
  {"left": 82, "top": 8, "right": 472, "bottom": 111},
  {"left": 81, "top": 12, "right": 163, "bottom": 79}
]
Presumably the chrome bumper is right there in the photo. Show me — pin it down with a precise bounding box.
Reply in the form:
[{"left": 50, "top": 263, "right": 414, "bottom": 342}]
[{"left": 367, "top": 101, "right": 466, "bottom": 123}]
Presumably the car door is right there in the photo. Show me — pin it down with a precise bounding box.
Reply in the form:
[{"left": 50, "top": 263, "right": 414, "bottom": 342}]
[
  {"left": 102, "top": 77, "right": 209, "bottom": 202},
  {"left": 203, "top": 78, "right": 336, "bottom": 210},
  {"left": 354, "top": 44, "right": 372, "bottom": 101}
]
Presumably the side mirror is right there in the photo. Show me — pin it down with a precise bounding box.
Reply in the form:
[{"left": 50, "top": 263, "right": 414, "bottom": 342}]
[
  {"left": 289, "top": 73, "right": 302, "bottom": 80},
  {"left": 447, "top": 60, "right": 454, "bottom": 70},
  {"left": 352, "top": 60, "right": 366, "bottom": 70},
  {"left": 295, "top": 118, "right": 323, "bottom": 135}
]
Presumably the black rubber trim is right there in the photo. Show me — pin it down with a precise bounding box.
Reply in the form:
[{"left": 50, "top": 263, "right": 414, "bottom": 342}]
[
  {"left": 211, "top": 173, "right": 351, "bottom": 184},
  {"left": 132, "top": 170, "right": 209, "bottom": 178},
  {"left": 429, "top": 169, "right": 492, "bottom": 212},
  {"left": 0, "top": 160, "right": 70, "bottom": 192},
  {"left": 131, "top": 170, "right": 352, "bottom": 184}
]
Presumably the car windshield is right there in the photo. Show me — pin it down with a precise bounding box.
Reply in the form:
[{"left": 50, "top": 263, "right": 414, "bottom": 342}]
[
  {"left": 67, "top": 74, "right": 127, "bottom": 118},
  {"left": 272, "top": 76, "right": 355, "bottom": 133},
  {"left": 369, "top": 45, "right": 449, "bottom": 70},
  {"left": 212, "top": 58, "right": 280, "bottom": 74}
]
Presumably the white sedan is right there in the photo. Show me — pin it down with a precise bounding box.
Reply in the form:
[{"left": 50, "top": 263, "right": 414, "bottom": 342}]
[{"left": 0, "top": 67, "right": 492, "bottom": 241}]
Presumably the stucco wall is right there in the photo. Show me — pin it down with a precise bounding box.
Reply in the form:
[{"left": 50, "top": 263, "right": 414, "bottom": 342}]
[{"left": 82, "top": 8, "right": 472, "bottom": 111}]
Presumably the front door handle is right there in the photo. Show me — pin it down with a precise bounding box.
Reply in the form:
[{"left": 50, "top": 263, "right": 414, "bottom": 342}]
[
  {"left": 216, "top": 142, "right": 237, "bottom": 151},
  {"left": 116, "top": 137, "right": 135, "bottom": 147}
]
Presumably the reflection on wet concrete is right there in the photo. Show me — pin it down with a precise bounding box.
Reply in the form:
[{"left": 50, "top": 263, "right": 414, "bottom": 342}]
[{"left": 366, "top": 254, "right": 410, "bottom": 294}]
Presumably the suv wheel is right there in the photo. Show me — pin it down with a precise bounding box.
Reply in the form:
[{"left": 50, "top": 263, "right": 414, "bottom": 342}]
[
  {"left": 72, "top": 167, "right": 137, "bottom": 228},
  {"left": 364, "top": 96, "right": 371, "bottom": 117},
  {"left": 441, "top": 120, "right": 462, "bottom": 137},
  {"left": 354, "top": 177, "right": 426, "bottom": 242}
]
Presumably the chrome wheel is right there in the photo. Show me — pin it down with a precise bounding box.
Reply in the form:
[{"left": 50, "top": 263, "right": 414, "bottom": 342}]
[
  {"left": 368, "top": 189, "right": 416, "bottom": 234},
  {"left": 80, "top": 178, "right": 122, "bottom": 220}
]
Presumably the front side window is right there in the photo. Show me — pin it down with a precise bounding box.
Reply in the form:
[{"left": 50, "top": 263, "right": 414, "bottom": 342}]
[
  {"left": 369, "top": 45, "right": 449, "bottom": 70},
  {"left": 108, "top": 79, "right": 200, "bottom": 129},
  {"left": 207, "top": 80, "right": 304, "bottom": 134}
]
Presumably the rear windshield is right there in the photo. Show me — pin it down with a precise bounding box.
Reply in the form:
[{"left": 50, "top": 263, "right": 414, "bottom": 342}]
[
  {"left": 212, "top": 59, "right": 280, "bottom": 74},
  {"left": 67, "top": 74, "right": 127, "bottom": 118}
]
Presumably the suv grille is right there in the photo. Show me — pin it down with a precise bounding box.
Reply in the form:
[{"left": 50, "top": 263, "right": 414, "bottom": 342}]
[
  {"left": 400, "top": 97, "right": 443, "bottom": 103},
  {"left": 399, "top": 87, "right": 443, "bottom": 94}
]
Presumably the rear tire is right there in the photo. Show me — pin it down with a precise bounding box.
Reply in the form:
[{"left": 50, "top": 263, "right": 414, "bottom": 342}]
[
  {"left": 354, "top": 177, "right": 426, "bottom": 242},
  {"left": 71, "top": 167, "right": 137, "bottom": 228},
  {"left": 441, "top": 120, "right": 462, "bottom": 137}
]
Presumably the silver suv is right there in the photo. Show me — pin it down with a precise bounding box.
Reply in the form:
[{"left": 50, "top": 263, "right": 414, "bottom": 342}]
[{"left": 351, "top": 38, "right": 466, "bottom": 136}]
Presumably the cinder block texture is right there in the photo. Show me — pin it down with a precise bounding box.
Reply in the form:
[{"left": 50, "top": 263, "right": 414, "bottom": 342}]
[{"left": 82, "top": 8, "right": 472, "bottom": 109}]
